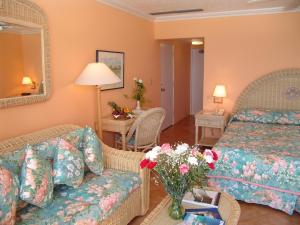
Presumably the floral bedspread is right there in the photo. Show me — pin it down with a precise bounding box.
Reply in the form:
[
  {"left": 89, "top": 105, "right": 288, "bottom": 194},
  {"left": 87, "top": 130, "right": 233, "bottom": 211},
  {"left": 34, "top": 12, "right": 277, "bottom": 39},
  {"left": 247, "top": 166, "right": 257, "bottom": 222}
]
[
  {"left": 210, "top": 121, "right": 300, "bottom": 193},
  {"left": 209, "top": 121, "right": 300, "bottom": 213}
]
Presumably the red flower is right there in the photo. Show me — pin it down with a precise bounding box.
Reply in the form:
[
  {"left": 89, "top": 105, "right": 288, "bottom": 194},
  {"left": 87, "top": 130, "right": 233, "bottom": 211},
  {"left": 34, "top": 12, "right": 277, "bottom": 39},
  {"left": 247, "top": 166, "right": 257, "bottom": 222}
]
[
  {"left": 147, "top": 161, "right": 157, "bottom": 169},
  {"left": 208, "top": 163, "right": 215, "bottom": 170},
  {"left": 140, "top": 159, "right": 150, "bottom": 169},
  {"left": 212, "top": 151, "right": 218, "bottom": 161}
]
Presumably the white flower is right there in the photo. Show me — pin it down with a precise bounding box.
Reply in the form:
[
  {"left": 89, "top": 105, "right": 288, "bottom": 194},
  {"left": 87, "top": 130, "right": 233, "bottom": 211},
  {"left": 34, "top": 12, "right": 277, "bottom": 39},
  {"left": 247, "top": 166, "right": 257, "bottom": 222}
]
[
  {"left": 203, "top": 149, "right": 214, "bottom": 163},
  {"left": 138, "top": 79, "right": 143, "bottom": 83},
  {"left": 145, "top": 146, "right": 161, "bottom": 161},
  {"left": 27, "top": 160, "right": 38, "bottom": 170},
  {"left": 175, "top": 143, "right": 189, "bottom": 154},
  {"left": 22, "top": 192, "right": 31, "bottom": 198},
  {"left": 188, "top": 156, "right": 198, "bottom": 166},
  {"left": 133, "top": 77, "right": 137, "bottom": 81}
]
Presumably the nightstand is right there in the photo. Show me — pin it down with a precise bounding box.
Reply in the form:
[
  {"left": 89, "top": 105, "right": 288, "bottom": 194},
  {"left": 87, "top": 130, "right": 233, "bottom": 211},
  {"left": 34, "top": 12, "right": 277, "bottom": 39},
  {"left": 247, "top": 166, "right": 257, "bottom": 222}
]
[{"left": 195, "top": 110, "right": 229, "bottom": 147}]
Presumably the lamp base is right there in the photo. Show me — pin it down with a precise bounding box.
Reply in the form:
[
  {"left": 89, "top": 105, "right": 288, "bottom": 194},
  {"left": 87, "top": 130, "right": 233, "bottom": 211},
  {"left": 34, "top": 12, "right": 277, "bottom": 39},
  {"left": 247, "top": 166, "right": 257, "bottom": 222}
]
[{"left": 21, "top": 92, "right": 31, "bottom": 96}]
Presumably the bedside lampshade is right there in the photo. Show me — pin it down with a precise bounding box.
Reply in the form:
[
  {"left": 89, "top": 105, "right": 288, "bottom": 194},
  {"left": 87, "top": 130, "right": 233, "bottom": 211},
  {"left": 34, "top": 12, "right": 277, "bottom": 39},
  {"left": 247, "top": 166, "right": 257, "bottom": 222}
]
[
  {"left": 75, "top": 63, "right": 120, "bottom": 86},
  {"left": 213, "top": 85, "right": 227, "bottom": 103},
  {"left": 22, "top": 76, "right": 33, "bottom": 85},
  {"left": 75, "top": 63, "right": 121, "bottom": 139}
]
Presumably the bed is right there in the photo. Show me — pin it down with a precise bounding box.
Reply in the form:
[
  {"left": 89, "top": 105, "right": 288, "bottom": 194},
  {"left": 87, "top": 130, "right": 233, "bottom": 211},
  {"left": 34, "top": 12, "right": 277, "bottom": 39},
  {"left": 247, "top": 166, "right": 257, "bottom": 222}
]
[{"left": 208, "top": 68, "right": 300, "bottom": 215}]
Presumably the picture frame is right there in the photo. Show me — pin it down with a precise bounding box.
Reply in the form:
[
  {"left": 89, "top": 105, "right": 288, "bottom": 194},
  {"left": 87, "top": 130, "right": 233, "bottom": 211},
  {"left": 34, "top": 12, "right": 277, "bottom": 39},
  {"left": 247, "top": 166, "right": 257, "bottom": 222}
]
[{"left": 96, "top": 50, "right": 125, "bottom": 91}]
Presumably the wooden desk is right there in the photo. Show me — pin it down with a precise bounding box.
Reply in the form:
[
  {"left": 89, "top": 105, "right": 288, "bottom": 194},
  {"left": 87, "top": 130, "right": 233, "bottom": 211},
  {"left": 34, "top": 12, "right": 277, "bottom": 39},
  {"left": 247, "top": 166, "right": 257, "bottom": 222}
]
[{"left": 101, "top": 116, "right": 135, "bottom": 150}]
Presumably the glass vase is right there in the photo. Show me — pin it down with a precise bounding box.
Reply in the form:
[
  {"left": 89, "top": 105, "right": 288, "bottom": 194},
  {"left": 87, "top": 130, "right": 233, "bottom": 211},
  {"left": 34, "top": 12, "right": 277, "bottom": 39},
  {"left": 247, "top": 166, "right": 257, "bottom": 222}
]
[
  {"left": 136, "top": 100, "right": 141, "bottom": 110},
  {"left": 168, "top": 197, "right": 184, "bottom": 220}
]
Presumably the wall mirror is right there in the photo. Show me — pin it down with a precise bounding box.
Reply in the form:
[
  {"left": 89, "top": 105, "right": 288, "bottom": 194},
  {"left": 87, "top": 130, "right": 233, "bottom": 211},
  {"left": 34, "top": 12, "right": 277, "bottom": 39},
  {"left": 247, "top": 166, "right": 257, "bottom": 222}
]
[{"left": 0, "top": 0, "right": 50, "bottom": 108}]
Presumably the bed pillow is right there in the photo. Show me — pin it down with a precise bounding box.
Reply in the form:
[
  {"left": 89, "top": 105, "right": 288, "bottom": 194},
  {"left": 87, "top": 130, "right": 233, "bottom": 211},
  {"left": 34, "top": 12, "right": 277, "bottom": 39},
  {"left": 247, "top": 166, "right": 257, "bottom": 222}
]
[
  {"left": 277, "top": 111, "right": 300, "bottom": 125},
  {"left": 232, "top": 109, "right": 281, "bottom": 124},
  {"left": 53, "top": 138, "right": 84, "bottom": 187},
  {"left": 20, "top": 145, "right": 54, "bottom": 208},
  {"left": 0, "top": 166, "right": 19, "bottom": 225},
  {"left": 82, "top": 126, "right": 104, "bottom": 175}
]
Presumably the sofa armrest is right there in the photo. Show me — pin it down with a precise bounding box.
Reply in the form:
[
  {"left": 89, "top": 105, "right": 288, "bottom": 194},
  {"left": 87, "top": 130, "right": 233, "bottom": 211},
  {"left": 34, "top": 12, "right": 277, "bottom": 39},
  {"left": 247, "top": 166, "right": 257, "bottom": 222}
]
[{"left": 102, "top": 143, "right": 150, "bottom": 215}]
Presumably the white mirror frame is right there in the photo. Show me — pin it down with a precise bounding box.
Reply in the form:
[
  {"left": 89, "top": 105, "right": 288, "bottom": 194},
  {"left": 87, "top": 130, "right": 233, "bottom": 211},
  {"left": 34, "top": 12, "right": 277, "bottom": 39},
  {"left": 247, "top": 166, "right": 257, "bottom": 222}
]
[{"left": 0, "top": 0, "right": 51, "bottom": 109}]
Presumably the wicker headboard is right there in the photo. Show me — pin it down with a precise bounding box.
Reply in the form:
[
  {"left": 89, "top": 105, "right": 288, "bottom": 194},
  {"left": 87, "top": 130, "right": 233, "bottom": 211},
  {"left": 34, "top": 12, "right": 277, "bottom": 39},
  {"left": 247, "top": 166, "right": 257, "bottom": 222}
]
[{"left": 233, "top": 68, "right": 300, "bottom": 113}]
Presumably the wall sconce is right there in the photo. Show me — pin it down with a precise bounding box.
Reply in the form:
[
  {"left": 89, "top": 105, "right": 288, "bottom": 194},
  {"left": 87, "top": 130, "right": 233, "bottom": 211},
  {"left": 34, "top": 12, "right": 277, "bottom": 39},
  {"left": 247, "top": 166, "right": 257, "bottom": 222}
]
[{"left": 213, "top": 85, "right": 227, "bottom": 104}]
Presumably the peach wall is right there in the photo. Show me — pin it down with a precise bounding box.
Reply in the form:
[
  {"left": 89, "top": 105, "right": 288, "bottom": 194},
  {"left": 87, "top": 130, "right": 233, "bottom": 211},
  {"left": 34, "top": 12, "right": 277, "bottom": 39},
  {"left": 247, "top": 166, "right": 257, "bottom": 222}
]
[
  {"left": 155, "top": 12, "right": 300, "bottom": 112},
  {"left": 0, "top": 33, "right": 24, "bottom": 98},
  {"left": 0, "top": 0, "right": 160, "bottom": 140}
]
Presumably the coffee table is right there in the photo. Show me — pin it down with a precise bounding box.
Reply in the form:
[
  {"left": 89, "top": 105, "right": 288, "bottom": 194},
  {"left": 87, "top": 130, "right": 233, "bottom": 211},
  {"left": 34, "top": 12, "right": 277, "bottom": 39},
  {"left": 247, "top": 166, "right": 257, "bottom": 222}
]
[{"left": 141, "top": 192, "right": 240, "bottom": 225}]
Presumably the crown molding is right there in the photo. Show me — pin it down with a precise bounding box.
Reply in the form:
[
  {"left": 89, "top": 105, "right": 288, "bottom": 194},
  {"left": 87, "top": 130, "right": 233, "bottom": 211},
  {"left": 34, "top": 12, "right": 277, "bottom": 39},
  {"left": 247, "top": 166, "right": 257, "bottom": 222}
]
[
  {"left": 154, "top": 7, "right": 300, "bottom": 22},
  {"left": 96, "top": 0, "right": 153, "bottom": 21},
  {"left": 96, "top": 1, "right": 300, "bottom": 22}
]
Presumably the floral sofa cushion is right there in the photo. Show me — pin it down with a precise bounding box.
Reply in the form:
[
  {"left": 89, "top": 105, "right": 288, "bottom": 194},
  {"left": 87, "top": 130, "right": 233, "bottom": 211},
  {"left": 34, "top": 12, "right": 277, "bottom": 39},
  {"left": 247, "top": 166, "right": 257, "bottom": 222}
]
[
  {"left": 53, "top": 139, "right": 84, "bottom": 187},
  {"left": 55, "top": 169, "right": 141, "bottom": 217},
  {"left": 0, "top": 166, "right": 19, "bottom": 225},
  {"left": 16, "top": 169, "right": 141, "bottom": 224},
  {"left": 17, "top": 196, "right": 102, "bottom": 225},
  {"left": 20, "top": 145, "right": 54, "bottom": 208}
]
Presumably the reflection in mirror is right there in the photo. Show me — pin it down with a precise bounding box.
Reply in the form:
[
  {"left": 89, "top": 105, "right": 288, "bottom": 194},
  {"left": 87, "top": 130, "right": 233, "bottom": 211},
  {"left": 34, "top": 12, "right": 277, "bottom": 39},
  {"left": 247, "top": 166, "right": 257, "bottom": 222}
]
[{"left": 0, "top": 21, "right": 44, "bottom": 99}]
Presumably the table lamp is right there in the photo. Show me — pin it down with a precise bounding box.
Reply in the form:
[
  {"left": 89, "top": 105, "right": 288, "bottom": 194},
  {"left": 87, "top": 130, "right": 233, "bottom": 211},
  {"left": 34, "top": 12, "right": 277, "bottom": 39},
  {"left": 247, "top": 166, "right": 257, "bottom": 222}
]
[
  {"left": 213, "top": 84, "right": 227, "bottom": 115},
  {"left": 21, "top": 76, "right": 36, "bottom": 96},
  {"left": 75, "top": 63, "right": 121, "bottom": 138}
]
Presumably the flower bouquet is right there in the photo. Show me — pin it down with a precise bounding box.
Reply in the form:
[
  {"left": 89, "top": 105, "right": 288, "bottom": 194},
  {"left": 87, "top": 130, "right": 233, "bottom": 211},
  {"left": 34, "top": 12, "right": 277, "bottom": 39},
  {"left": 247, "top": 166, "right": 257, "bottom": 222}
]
[{"left": 140, "top": 143, "right": 218, "bottom": 220}]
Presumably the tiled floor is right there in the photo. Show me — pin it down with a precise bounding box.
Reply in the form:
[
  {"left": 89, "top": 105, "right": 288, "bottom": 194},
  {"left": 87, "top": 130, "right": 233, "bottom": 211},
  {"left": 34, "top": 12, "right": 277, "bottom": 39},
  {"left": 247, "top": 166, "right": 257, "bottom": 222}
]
[{"left": 129, "top": 116, "right": 300, "bottom": 225}]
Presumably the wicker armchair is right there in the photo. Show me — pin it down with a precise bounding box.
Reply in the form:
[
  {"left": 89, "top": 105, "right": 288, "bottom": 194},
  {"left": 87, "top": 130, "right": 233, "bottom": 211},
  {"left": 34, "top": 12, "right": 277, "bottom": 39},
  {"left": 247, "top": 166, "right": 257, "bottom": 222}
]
[
  {"left": 116, "top": 107, "right": 166, "bottom": 152},
  {"left": 0, "top": 125, "right": 150, "bottom": 225}
]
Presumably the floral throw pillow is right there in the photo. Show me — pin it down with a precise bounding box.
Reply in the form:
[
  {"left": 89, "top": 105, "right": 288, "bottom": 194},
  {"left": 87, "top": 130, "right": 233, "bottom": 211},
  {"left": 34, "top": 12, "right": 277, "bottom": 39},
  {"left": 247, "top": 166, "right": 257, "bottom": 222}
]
[
  {"left": 53, "top": 138, "right": 84, "bottom": 187},
  {"left": 61, "top": 128, "right": 85, "bottom": 151},
  {"left": 82, "top": 126, "right": 104, "bottom": 175},
  {"left": 20, "top": 145, "right": 54, "bottom": 208},
  {"left": 0, "top": 166, "right": 19, "bottom": 225},
  {"left": 34, "top": 137, "right": 61, "bottom": 159}
]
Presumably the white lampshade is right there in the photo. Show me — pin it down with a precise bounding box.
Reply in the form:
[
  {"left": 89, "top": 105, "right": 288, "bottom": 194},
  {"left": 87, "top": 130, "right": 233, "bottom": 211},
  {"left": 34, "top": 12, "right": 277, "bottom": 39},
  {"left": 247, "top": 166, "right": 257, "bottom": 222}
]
[
  {"left": 75, "top": 63, "right": 121, "bottom": 86},
  {"left": 22, "top": 76, "right": 33, "bottom": 85},
  {"left": 213, "top": 85, "right": 227, "bottom": 98}
]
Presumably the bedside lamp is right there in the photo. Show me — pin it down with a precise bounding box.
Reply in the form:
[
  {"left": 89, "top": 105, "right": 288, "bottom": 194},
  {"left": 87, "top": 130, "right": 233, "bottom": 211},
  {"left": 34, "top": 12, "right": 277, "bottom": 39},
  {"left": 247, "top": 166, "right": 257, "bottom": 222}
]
[
  {"left": 213, "top": 85, "right": 227, "bottom": 115},
  {"left": 21, "top": 76, "right": 36, "bottom": 96},
  {"left": 75, "top": 63, "right": 121, "bottom": 139}
]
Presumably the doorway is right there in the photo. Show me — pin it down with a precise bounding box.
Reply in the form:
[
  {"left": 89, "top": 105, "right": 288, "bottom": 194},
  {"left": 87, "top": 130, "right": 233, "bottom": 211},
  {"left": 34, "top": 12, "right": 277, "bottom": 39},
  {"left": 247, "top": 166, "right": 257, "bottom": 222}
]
[
  {"left": 190, "top": 48, "right": 204, "bottom": 115},
  {"left": 160, "top": 43, "right": 174, "bottom": 130}
]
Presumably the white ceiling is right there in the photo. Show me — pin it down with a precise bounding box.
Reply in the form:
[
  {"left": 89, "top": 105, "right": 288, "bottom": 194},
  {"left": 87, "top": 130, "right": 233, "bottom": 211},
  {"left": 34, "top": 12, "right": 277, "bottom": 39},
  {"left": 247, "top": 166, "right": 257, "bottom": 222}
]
[{"left": 97, "top": 0, "right": 300, "bottom": 21}]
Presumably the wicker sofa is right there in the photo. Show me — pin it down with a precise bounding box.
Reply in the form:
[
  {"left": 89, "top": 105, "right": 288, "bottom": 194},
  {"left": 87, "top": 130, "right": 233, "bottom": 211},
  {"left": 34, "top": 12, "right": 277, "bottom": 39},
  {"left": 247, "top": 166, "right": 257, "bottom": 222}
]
[{"left": 0, "top": 124, "right": 150, "bottom": 225}]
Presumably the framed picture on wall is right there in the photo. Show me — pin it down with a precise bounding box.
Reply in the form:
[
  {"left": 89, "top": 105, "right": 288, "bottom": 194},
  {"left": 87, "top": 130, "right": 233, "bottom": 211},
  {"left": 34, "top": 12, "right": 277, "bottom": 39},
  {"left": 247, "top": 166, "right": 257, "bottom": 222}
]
[{"left": 96, "top": 50, "right": 124, "bottom": 90}]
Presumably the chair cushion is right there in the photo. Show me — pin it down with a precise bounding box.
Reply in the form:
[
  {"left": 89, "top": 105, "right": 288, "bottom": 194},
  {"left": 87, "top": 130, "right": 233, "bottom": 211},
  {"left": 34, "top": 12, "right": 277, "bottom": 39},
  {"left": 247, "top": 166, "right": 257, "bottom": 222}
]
[
  {"left": 0, "top": 166, "right": 19, "bottom": 225},
  {"left": 55, "top": 169, "right": 141, "bottom": 217},
  {"left": 81, "top": 126, "right": 103, "bottom": 175},
  {"left": 20, "top": 145, "right": 54, "bottom": 208},
  {"left": 17, "top": 169, "right": 141, "bottom": 224},
  {"left": 53, "top": 139, "right": 84, "bottom": 188}
]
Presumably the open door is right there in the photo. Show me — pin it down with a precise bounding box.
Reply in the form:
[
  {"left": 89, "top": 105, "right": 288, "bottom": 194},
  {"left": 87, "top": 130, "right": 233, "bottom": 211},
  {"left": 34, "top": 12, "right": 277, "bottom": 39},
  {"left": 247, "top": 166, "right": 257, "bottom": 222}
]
[{"left": 160, "top": 43, "right": 174, "bottom": 130}]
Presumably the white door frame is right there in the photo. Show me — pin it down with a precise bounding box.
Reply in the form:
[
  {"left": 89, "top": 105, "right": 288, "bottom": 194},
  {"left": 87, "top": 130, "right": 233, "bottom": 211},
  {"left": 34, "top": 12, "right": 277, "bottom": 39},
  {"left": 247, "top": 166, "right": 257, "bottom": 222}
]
[{"left": 160, "top": 43, "right": 175, "bottom": 129}]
